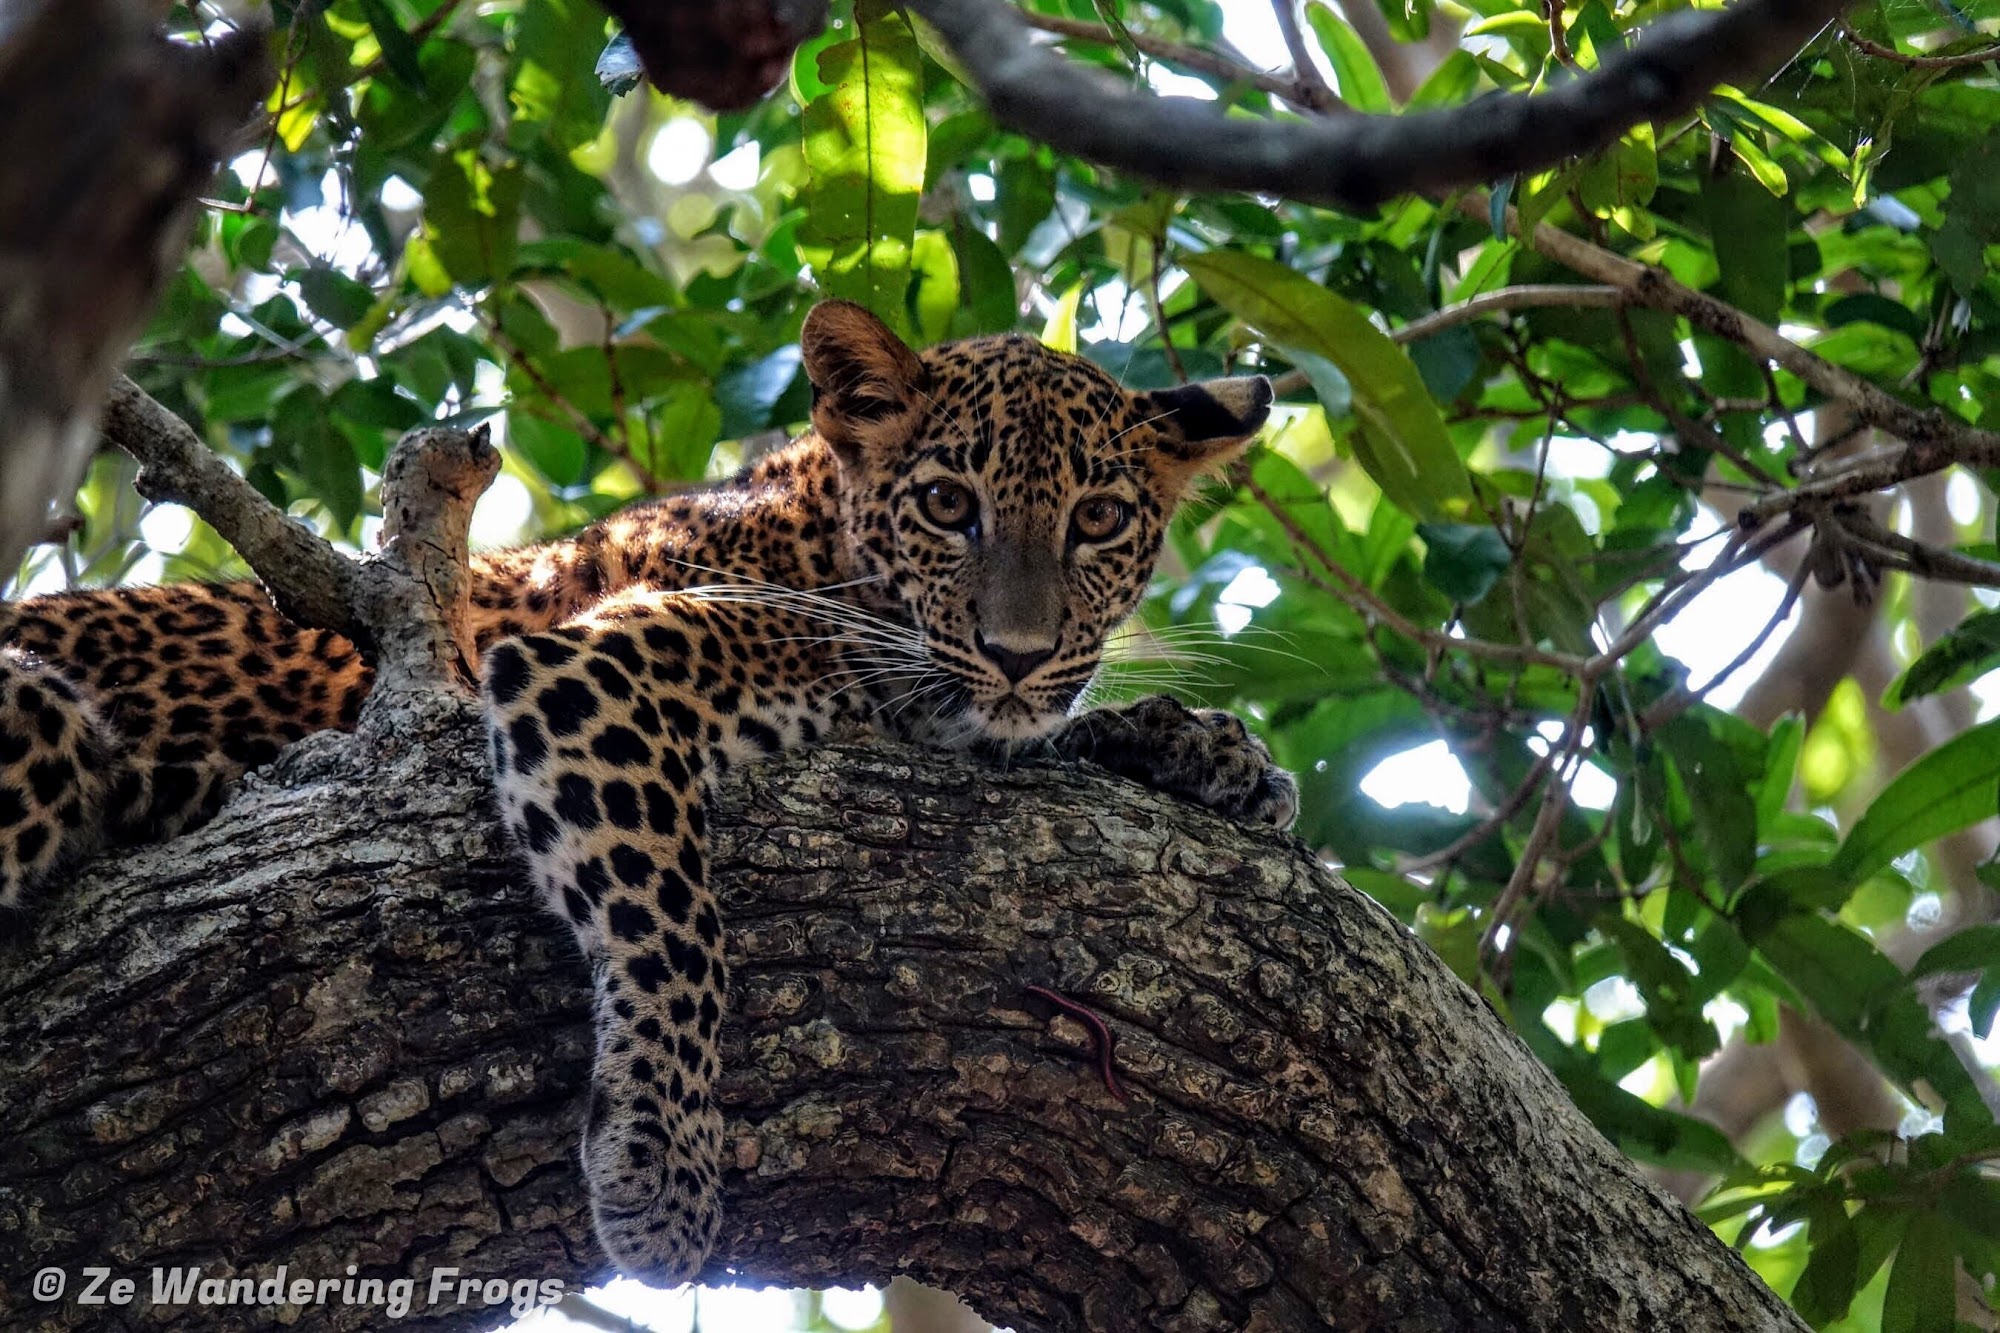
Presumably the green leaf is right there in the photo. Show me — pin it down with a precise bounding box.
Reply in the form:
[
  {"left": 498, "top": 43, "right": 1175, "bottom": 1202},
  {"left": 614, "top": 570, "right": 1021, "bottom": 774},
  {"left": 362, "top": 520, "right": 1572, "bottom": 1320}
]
[
  {"left": 1830, "top": 716, "right": 2000, "bottom": 892},
  {"left": 1417, "top": 521, "right": 1510, "bottom": 604},
  {"left": 948, "top": 225, "right": 1017, "bottom": 335},
  {"left": 1881, "top": 1211, "right": 1956, "bottom": 1333},
  {"left": 1407, "top": 50, "right": 1476, "bottom": 108},
  {"left": 1702, "top": 161, "right": 1787, "bottom": 324},
  {"left": 1791, "top": 1197, "right": 1860, "bottom": 1327},
  {"left": 509, "top": 411, "right": 588, "bottom": 488},
  {"left": 1910, "top": 925, "right": 2000, "bottom": 980},
  {"left": 909, "top": 229, "right": 960, "bottom": 344},
  {"left": 512, "top": 0, "right": 612, "bottom": 151},
  {"left": 1304, "top": 2, "right": 1392, "bottom": 113},
  {"left": 293, "top": 267, "right": 376, "bottom": 331},
  {"left": 357, "top": 0, "right": 425, "bottom": 88},
  {"left": 1183, "top": 250, "right": 1467, "bottom": 519},
  {"left": 1753, "top": 913, "right": 1989, "bottom": 1120},
  {"left": 1287, "top": 349, "right": 1352, "bottom": 419},
  {"left": 275, "top": 386, "right": 362, "bottom": 530},
  {"left": 1656, "top": 714, "right": 1758, "bottom": 893},
  {"left": 633, "top": 382, "right": 723, "bottom": 483},
  {"left": 420, "top": 153, "right": 524, "bottom": 286},
  {"left": 716, "top": 346, "right": 804, "bottom": 439},
  {"left": 799, "top": 2, "right": 925, "bottom": 328},
  {"left": 1578, "top": 126, "right": 1658, "bottom": 228},
  {"left": 1938, "top": 128, "right": 2000, "bottom": 296},
  {"left": 1042, "top": 282, "right": 1083, "bottom": 354},
  {"left": 1716, "top": 87, "right": 1850, "bottom": 172},
  {"left": 1554, "top": 1064, "right": 1745, "bottom": 1173}
]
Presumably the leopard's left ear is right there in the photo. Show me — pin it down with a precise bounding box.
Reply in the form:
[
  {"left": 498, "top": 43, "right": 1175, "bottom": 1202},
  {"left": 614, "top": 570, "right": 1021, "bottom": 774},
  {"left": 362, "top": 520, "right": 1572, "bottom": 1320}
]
[{"left": 1137, "top": 376, "right": 1274, "bottom": 472}]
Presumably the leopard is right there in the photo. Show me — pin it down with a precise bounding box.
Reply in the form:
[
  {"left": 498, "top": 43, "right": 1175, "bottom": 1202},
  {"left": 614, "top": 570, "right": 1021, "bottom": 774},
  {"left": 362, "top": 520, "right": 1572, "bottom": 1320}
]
[{"left": 0, "top": 299, "right": 1298, "bottom": 1283}]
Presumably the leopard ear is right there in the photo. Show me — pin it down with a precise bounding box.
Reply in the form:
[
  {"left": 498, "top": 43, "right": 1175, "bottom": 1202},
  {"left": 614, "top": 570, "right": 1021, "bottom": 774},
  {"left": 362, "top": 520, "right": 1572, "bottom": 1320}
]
[
  {"left": 1137, "top": 376, "right": 1274, "bottom": 473},
  {"left": 801, "top": 300, "right": 930, "bottom": 458}
]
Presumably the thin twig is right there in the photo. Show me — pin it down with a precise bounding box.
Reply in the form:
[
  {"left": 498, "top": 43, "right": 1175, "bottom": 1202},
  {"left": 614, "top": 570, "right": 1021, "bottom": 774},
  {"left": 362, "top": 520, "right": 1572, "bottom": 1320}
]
[
  {"left": 1637, "top": 555, "right": 1810, "bottom": 732},
  {"left": 1402, "top": 732, "right": 1566, "bottom": 875},
  {"left": 1837, "top": 17, "right": 2000, "bottom": 67},
  {"left": 1269, "top": 0, "right": 1347, "bottom": 114},
  {"left": 1455, "top": 194, "right": 2000, "bottom": 521},
  {"left": 1481, "top": 683, "right": 1598, "bottom": 967}
]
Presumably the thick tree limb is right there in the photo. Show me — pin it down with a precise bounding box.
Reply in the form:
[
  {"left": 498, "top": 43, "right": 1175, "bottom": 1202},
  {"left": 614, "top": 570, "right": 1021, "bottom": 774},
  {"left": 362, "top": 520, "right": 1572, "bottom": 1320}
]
[
  {"left": 0, "top": 717, "right": 1806, "bottom": 1333},
  {"left": 911, "top": 0, "right": 1846, "bottom": 209}
]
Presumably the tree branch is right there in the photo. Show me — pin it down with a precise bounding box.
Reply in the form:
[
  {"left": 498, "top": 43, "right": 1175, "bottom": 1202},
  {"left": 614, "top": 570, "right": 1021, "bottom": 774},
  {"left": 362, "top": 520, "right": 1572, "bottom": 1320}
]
[
  {"left": 99, "top": 378, "right": 498, "bottom": 709},
  {"left": 1455, "top": 195, "right": 2000, "bottom": 526},
  {"left": 911, "top": 0, "right": 1848, "bottom": 209},
  {"left": 0, "top": 720, "right": 1809, "bottom": 1333},
  {"left": 1268, "top": 0, "right": 1347, "bottom": 114},
  {"left": 1837, "top": 18, "right": 2000, "bottom": 67}
]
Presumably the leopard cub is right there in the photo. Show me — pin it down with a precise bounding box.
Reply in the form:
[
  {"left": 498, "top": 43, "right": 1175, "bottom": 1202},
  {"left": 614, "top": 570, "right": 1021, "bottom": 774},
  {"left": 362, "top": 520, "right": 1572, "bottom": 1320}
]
[{"left": 0, "top": 300, "right": 1295, "bottom": 1284}]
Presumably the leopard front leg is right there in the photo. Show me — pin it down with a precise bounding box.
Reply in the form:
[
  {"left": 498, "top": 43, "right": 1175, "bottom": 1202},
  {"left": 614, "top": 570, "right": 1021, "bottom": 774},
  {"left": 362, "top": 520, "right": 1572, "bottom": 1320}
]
[
  {"left": 480, "top": 588, "right": 838, "bottom": 1283},
  {"left": 1050, "top": 694, "right": 1298, "bottom": 829}
]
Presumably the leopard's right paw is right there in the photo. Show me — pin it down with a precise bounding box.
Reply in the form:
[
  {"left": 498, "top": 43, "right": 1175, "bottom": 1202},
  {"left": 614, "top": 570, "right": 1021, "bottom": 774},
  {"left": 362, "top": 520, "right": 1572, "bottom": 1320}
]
[
  {"left": 1054, "top": 695, "right": 1298, "bottom": 829},
  {"left": 580, "top": 1076, "right": 724, "bottom": 1285}
]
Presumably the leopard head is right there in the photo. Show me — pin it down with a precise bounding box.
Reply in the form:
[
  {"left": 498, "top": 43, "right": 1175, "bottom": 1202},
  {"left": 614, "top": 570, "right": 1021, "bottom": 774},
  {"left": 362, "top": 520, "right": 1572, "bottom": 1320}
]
[{"left": 800, "top": 300, "right": 1271, "bottom": 744}]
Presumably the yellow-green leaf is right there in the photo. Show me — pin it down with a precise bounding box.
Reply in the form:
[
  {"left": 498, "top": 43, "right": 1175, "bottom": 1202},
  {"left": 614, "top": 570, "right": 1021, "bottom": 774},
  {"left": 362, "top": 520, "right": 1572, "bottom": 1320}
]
[
  {"left": 800, "top": 2, "right": 925, "bottom": 331},
  {"left": 1041, "top": 282, "right": 1083, "bottom": 353}
]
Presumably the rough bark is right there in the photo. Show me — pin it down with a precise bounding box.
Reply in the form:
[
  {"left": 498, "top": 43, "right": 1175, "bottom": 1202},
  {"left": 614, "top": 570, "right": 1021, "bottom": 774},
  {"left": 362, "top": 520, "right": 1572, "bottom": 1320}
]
[{"left": 0, "top": 712, "right": 1805, "bottom": 1333}]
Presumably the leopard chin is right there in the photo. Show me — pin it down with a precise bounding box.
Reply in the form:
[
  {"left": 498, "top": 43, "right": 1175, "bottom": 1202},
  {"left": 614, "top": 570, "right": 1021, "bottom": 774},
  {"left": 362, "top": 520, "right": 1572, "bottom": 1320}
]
[{"left": 964, "top": 693, "right": 1071, "bottom": 744}]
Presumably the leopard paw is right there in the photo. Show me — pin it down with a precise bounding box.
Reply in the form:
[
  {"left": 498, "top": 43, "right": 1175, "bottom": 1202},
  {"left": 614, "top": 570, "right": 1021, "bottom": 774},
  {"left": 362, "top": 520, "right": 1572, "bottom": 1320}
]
[
  {"left": 1054, "top": 695, "right": 1298, "bottom": 829},
  {"left": 580, "top": 1073, "right": 724, "bottom": 1285}
]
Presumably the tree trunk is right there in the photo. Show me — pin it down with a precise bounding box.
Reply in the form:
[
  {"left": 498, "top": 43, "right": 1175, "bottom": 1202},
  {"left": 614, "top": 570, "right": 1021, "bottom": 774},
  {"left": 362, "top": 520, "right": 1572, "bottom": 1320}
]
[{"left": 0, "top": 705, "right": 1804, "bottom": 1333}]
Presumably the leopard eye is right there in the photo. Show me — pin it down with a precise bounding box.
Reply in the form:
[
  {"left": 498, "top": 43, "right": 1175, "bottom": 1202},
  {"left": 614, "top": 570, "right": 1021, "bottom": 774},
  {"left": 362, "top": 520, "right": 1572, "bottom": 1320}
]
[
  {"left": 1071, "top": 496, "right": 1132, "bottom": 544},
  {"left": 919, "top": 479, "right": 978, "bottom": 532}
]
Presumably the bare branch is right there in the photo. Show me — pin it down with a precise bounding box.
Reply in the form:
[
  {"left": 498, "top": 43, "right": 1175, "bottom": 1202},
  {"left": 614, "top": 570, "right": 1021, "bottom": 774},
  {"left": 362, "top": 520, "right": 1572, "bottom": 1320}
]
[
  {"left": 357, "top": 424, "right": 501, "bottom": 703},
  {"left": 1838, "top": 18, "right": 2000, "bottom": 67},
  {"left": 912, "top": 0, "right": 1848, "bottom": 208},
  {"left": 99, "top": 377, "right": 497, "bottom": 712},
  {"left": 1267, "top": 0, "right": 1347, "bottom": 114},
  {"left": 1464, "top": 195, "right": 2000, "bottom": 518},
  {"left": 102, "top": 375, "right": 364, "bottom": 641}
]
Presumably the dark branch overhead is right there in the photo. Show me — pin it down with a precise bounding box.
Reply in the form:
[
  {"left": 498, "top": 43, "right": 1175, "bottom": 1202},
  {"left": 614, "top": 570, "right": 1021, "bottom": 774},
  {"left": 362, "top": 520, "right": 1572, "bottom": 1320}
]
[
  {"left": 0, "top": 0, "right": 269, "bottom": 583},
  {"left": 909, "top": 0, "right": 1848, "bottom": 209}
]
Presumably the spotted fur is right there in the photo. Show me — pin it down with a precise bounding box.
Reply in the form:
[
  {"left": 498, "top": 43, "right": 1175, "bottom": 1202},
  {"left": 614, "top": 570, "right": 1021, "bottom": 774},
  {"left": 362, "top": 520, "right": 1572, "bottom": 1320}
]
[{"left": 0, "top": 300, "right": 1296, "bottom": 1281}]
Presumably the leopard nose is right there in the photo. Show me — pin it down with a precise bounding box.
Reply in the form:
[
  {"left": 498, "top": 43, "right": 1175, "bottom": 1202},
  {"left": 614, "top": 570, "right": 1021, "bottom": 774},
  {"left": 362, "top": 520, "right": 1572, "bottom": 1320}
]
[{"left": 976, "top": 633, "right": 1055, "bottom": 684}]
